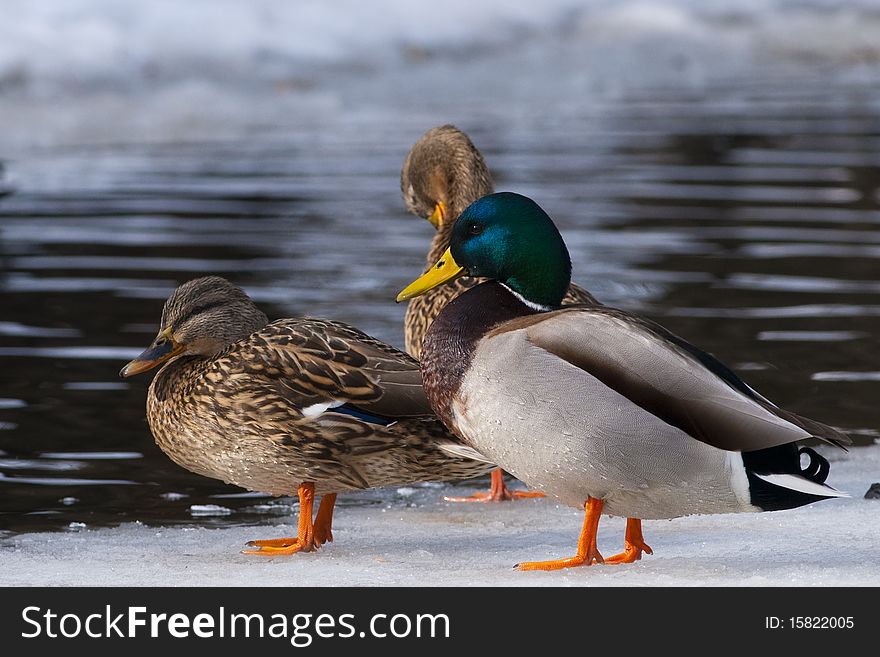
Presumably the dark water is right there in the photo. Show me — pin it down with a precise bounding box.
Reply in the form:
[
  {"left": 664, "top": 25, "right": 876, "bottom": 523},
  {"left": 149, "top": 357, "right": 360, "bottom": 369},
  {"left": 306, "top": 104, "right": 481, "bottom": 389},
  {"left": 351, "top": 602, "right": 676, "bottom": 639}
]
[{"left": 1, "top": 78, "right": 879, "bottom": 534}]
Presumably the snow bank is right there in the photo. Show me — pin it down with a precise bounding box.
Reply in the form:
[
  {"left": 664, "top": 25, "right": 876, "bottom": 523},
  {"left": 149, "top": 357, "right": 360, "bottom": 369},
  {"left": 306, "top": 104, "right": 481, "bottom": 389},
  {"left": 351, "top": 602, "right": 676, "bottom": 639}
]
[
  {"left": 4, "top": 1, "right": 880, "bottom": 94},
  {"left": 2, "top": 442, "right": 877, "bottom": 586},
  {"left": 4, "top": 1, "right": 880, "bottom": 148}
]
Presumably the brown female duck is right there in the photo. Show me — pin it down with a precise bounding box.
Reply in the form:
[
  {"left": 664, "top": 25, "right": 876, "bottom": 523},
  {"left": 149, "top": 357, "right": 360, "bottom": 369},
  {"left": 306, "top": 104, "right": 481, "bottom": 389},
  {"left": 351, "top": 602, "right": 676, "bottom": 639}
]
[
  {"left": 400, "top": 125, "right": 598, "bottom": 502},
  {"left": 121, "top": 276, "right": 494, "bottom": 555}
]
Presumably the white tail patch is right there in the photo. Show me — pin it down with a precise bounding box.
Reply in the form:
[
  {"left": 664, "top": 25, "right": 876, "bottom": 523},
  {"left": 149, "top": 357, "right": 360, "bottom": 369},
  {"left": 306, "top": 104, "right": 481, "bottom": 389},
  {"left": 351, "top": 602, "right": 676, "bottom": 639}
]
[
  {"left": 754, "top": 473, "right": 850, "bottom": 498},
  {"left": 438, "top": 443, "right": 496, "bottom": 464},
  {"left": 301, "top": 400, "right": 343, "bottom": 418}
]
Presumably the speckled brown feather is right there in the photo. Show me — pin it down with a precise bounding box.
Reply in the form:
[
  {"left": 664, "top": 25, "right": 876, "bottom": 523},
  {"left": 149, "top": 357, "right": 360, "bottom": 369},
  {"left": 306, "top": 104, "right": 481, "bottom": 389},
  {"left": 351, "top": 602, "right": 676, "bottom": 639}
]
[
  {"left": 401, "top": 125, "right": 598, "bottom": 358},
  {"left": 143, "top": 279, "right": 494, "bottom": 497}
]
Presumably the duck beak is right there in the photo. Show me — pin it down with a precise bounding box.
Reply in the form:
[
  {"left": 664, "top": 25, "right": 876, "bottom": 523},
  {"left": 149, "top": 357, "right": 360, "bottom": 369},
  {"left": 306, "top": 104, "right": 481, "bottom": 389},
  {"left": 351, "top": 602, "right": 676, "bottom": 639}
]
[
  {"left": 396, "top": 247, "right": 465, "bottom": 302},
  {"left": 120, "top": 327, "right": 185, "bottom": 378},
  {"left": 427, "top": 201, "right": 446, "bottom": 229}
]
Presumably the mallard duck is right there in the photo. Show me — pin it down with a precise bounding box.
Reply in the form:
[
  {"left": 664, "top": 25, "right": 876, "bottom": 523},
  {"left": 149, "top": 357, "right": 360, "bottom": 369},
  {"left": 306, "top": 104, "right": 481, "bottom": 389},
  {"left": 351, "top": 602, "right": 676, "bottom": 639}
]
[
  {"left": 401, "top": 125, "right": 597, "bottom": 502},
  {"left": 398, "top": 192, "right": 849, "bottom": 571},
  {"left": 121, "top": 276, "right": 494, "bottom": 556}
]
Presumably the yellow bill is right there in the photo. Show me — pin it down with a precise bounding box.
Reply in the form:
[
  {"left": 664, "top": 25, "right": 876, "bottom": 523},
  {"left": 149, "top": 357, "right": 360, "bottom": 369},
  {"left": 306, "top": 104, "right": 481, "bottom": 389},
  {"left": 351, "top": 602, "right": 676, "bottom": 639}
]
[
  {"left": 120, "top": 327, "right": 186, "bottom": 378},
  {"left": 427, "top": 201, "right": 446, "bottom": 229},
  {"left": 396, "top": 247, "right": 465, "bottom": 302}
]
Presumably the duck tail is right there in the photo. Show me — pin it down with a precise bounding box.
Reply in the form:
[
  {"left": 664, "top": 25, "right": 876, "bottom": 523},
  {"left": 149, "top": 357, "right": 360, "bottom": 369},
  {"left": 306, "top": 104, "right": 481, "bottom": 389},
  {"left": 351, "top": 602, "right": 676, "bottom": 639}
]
[
  {"left": 796, "top": 446, "right": 830, "bottom": 484},
  {"left": 744, "top": 445, "right": 848, "bottom": 511}
]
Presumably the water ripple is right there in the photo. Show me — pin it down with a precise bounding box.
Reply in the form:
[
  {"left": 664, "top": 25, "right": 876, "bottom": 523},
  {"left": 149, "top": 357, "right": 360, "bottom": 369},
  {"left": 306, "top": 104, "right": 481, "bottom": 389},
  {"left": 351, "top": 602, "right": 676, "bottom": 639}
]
[
  {"left": 666, "top": 305, "right": 880, "bottom": 319},
  {"left": 40, "top": 452, "right": 144, "bottom": 460},
  {"left": 0, "top": 474, "right": 138, "bottom": 486},
  {"left": 2, "top": 78, "right": 878, "bottom": 533},
  {"left": 0, "top": 459, "right": 85, "bottom": 472},
  {"left": 757, "top": 331, "right": 869, "bottom": 342},
  {"left": 0, "top": 322, "right": 81, "bottom": 338},
  {"left": 812, "top": 372, "right": 880, "bottom": 382},
  {"left": 725, "top": 274, "right": 880, "bottom": 294}
]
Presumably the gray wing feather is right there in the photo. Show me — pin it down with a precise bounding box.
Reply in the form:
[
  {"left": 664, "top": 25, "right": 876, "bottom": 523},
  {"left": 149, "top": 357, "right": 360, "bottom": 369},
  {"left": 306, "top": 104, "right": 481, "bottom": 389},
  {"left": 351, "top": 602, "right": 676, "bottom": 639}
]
[{"left": 521, "top": 308, "right": 845, "bottom": 452}]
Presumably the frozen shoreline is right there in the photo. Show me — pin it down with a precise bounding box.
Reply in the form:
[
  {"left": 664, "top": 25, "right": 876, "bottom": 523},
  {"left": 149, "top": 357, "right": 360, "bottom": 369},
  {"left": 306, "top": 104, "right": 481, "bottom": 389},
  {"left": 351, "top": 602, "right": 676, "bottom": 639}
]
[
  {"left": 5, "top": 1, "right": 880, "bottom": 151},
  {"left": 2, "top": 442, "right": 877, "bottom": 587}
]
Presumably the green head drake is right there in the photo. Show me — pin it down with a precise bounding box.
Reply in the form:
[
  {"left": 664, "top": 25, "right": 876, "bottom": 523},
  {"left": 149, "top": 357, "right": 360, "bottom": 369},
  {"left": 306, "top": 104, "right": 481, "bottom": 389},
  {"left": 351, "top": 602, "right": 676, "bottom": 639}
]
[{"left": 398, "top": 192, "right": 572, "bottom": 310}]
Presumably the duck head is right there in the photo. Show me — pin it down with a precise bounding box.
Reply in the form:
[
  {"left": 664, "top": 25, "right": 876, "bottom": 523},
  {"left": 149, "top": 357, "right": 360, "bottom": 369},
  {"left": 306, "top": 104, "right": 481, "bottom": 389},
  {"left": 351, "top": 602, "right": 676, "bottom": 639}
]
[
  {"left": 397, "top": 192, "right": 572, "bottom": 310},
  {"left": 400, "top": 125, "right": 493, "bottom": 230},
  {"left": 120, "top": 276, "right": 268, "bottom": 377}
]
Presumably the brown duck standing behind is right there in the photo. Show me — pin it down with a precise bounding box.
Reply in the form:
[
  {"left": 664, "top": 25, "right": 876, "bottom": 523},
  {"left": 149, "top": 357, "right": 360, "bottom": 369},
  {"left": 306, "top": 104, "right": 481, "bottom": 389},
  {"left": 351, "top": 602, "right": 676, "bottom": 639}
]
[
  {"left": 121, "top": 276, "right": 494, "bottom": 555},
  {"left": 400, "top": 125, "right": 598, "bottom": 502}
]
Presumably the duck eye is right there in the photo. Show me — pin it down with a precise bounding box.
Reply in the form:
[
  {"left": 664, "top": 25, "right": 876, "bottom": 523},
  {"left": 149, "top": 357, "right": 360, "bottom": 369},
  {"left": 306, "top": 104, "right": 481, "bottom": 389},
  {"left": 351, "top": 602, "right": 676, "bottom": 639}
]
[{"left": 468, "top": 223, "right": 483, "bottom": 236}]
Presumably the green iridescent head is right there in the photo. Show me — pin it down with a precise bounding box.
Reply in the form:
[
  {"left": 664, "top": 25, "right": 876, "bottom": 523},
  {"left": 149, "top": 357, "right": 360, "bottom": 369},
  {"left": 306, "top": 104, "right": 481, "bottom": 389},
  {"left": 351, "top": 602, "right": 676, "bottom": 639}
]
[{"left": 397, "top": 192, "right": 572, "bottom": 309}]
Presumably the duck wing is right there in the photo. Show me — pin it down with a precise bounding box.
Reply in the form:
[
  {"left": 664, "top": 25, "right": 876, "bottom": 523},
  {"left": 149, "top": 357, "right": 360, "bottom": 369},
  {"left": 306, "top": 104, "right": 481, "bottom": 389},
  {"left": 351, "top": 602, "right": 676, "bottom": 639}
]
[
  {"left": 206, "top": 318, "right": 466, "bottom": 490},
  {"left": 233, "top": 317, "right": 434, "bottom": 420},
  {"left": 494, "top": 306, "right": 849, "bottom": 452}
]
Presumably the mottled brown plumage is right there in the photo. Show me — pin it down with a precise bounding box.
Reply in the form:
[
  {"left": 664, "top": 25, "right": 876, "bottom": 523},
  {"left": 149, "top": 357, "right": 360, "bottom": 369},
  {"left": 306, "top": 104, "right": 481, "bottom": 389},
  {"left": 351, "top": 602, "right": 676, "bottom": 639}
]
[
  {"left": 400, "top": 124, "right": 597, "bottom": 359},
  {"left": 123, "top": 277, "right": 494, "bottom": 553}
]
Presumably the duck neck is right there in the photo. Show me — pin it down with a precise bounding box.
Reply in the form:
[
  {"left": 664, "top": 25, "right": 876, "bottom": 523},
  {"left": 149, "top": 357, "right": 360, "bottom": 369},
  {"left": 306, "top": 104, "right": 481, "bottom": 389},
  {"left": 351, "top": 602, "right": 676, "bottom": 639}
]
[
  {"left": 149, "top": 354, "right": 204, "bottom": 403},
  {"left": 419, "top": 281, "right": 541, "bottom": 428},
  {"left": 426, "top": 218, "right": 456, "bottom": 268}
]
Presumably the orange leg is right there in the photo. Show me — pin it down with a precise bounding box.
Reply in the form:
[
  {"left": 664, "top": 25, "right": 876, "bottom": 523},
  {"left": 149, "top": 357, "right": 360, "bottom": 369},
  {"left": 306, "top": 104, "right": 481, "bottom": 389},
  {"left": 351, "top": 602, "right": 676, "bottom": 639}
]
[
  {"left": 313, "top": 493, "right": 336, "bottom": 546},
  {"left": 247, "top": 491, "right": 337, "bottom": 550},
  {"left": 444, "top": 469, "right": 546, "bottom": 503},
  {"left": 604, "top": 517, "right": 652, "bottom": 565},
  {"left": 242, "top": 483, "right": 318, "bottom": 556},
  {"left": 516, "top": 497, "right": 605, "bottom": 571}
]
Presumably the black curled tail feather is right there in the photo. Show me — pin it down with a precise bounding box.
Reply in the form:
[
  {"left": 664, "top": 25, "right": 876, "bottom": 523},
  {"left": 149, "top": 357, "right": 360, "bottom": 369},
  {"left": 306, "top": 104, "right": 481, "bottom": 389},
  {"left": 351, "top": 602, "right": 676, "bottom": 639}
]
[
  {"left": 744, "top": 442, "right": 839, "bottom": 511},
  {"left": 798, "top": 446, "right": 830, "bottom": 484}
]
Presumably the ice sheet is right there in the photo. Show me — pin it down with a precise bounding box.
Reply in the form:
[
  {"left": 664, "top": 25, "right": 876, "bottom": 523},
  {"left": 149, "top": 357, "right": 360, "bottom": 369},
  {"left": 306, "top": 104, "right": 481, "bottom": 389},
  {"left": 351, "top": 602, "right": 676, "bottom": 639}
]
[{"left": 2, "top": 442, "right": 877, "bottom": 586}]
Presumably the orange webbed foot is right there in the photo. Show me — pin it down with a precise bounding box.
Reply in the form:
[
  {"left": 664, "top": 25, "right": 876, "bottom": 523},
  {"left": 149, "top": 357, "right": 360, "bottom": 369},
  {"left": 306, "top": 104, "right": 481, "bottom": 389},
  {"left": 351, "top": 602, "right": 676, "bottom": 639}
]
[
  {"left": 515, "top": 550, "right": 604, "bottom": 571},
  {"left": 516, "top": 497, "right": 605, "bottom": 572},
  {"left": 313, "top": 527, "right": 333, "bottom": 546},
  {"left": 241, "top": 483, "right": 325, "bottom": 557},
  {"left": 444, "top": 469, "right": 545, "bottom": 503},
  {"left": 245, "top": 537, "right": 297, "bottom": 549},
  {"left": 604, "top": 541, "right": 652, "bottom": 564},
  {"left": 604, "top": 518, "right": 652, "bottom": 565},
  {"left": 444, "top": 489, "right": 545, "bottom": 502},
  {"left": 313, "top": 493, "right": 336, "bottom": 546},
  {"left": 241, "top": 537, "right": 316, "bottom": 556}
]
